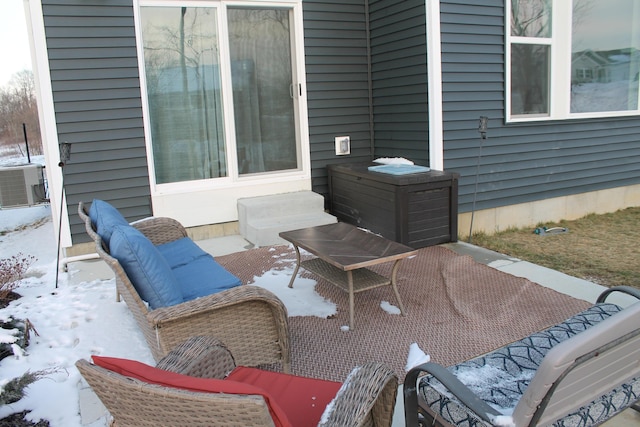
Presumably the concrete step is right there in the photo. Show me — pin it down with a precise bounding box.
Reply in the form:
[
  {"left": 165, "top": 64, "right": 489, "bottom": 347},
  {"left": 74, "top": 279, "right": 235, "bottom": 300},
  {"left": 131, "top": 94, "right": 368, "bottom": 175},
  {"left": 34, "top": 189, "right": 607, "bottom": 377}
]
[{"left": 238, "top": 191, "right": 337, "bottom": 247}]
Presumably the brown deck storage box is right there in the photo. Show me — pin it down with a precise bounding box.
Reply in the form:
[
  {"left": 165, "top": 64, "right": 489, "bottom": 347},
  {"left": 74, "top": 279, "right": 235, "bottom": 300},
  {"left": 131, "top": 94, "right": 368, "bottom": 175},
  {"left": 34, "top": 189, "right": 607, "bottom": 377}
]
[{"left": 328, "top": 163, "right": 459, "bottom": 248}]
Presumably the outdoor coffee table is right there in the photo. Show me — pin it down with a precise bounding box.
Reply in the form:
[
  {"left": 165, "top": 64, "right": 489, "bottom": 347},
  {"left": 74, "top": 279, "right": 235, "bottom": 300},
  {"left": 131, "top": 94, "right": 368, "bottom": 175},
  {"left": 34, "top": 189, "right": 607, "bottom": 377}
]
[{"left": 279, "top": 222, "right": 418, "bottom": 329}]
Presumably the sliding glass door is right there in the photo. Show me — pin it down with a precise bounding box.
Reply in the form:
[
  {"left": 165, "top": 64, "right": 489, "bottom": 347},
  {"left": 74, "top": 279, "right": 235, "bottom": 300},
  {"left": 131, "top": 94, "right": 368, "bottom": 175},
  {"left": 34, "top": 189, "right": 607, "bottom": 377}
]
[{"left": 139, "top": 2, "right": 301, "bottom": 185}]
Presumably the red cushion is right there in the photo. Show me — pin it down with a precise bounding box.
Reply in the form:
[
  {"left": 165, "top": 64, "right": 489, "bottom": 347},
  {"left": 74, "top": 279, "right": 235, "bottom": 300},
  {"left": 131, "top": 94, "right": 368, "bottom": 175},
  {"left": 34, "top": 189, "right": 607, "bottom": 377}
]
[
  {"left": 92, "top": 356, "right": 292, "bottom": 427},
  {"left": 227, "top": 366, "right": 342, "bottom": 427}
]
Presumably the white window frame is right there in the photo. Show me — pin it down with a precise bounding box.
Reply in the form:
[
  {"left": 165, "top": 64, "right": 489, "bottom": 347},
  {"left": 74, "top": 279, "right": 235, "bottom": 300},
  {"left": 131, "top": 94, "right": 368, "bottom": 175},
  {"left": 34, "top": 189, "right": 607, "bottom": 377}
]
[
  {"left": 506, "top": 0, "right": 640, "bottom": 123},
  {"left": 133, "top": 0, "right": 311, "bottom": 197}
]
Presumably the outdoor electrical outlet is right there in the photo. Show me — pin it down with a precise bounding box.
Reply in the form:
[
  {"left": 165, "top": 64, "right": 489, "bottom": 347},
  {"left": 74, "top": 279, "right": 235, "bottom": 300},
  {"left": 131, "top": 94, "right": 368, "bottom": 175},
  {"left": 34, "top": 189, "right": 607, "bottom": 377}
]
[{"left": 335, "top": 136, "right": 350, "bottom": 155}]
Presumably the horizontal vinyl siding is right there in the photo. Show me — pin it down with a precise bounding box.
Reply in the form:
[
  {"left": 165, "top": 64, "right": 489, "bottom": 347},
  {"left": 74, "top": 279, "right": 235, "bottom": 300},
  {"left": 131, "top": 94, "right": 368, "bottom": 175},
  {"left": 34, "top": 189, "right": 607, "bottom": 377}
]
[
  {"left": 303, "top": 0, "right": 372, "bottom": 199},
  {"left": 368, "top": 0, "right": 429, "bottom": 164},
  {"left": 440, "top": 0, "right": 640, "bottom": 213},
  {"left": 42, "top": 0, "right": 151, "bottom": 243}
]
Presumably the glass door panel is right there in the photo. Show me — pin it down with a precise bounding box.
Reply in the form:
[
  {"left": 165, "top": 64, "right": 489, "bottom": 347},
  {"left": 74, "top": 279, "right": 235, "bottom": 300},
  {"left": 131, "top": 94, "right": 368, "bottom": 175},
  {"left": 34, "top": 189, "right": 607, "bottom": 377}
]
[
  {"left": 141, "top": 7, "right": 227, "bottom": 184},
  {"left": 227, "top": 8, "right": 298, "bottom": 175}
]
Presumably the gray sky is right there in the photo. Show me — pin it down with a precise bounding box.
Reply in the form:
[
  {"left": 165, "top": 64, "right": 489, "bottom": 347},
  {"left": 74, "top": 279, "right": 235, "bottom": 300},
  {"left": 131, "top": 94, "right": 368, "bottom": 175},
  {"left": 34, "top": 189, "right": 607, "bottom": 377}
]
[{"left": 0, "top": 0, "right": 33, "bottom": 87}]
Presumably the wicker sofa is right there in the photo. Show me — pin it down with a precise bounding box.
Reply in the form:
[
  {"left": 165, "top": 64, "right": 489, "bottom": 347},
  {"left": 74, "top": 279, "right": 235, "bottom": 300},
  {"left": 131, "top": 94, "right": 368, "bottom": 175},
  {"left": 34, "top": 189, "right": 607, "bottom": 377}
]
[
  {"left": 77, "top": 335, "right": 399, "bottom": 427},
  {"left": 404, "top": 286, "right": 640, "bottom": 427},
  {"left": 78, "top": 200, "right": 290, "bottom": 371}
]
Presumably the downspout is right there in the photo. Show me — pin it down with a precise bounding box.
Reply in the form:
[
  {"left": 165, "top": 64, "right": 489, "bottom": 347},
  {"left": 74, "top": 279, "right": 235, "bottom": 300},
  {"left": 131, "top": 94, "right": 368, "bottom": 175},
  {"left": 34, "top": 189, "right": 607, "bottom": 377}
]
[{"left": 365, "top": 0, "right": 375, "bottom": 159}]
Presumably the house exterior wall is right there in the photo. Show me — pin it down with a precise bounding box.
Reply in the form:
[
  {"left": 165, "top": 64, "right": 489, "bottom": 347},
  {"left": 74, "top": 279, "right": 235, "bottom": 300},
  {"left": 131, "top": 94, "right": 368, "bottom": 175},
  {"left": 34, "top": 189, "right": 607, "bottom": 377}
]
[
  {"left": 34, "top": 0, "right": 640, "bottom": 245},
  {"left": 369, "top": 0, "right": 430, "bottom": 164},
  {"left": 302, "top": 0, "right": 373, "bottom": 198},
  {"left": 40, "top": 0, "right": 151, "bottom": 243},
  {"left": 439, "top": 0, "right": 640, "bottom": 215}
]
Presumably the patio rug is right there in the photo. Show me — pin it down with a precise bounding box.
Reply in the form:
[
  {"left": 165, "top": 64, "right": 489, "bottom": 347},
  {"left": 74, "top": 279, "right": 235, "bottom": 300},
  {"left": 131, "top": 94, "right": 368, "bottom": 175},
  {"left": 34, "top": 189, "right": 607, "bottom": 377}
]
[{"left": 217, "top": 244, "right": 591, "bottom": 382}]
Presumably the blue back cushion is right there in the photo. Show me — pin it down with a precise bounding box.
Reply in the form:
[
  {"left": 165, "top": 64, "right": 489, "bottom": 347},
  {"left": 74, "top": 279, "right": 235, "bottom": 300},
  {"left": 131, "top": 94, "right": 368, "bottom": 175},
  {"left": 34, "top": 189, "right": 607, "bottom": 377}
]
[
  {"left": 157, "top": 238, "right": 242, "bottom": 301},
  {"left": 109, "top": 225, "right": 182, "bottom": 309},
  {"left": 156, "top": 237, "right": 210, "bottom": 269},
  {"left": 173, "top": 256, "right": 242, "bottom": 301},
  {"left": 89, "top": 199, "right": 130, "bottom": 246}
]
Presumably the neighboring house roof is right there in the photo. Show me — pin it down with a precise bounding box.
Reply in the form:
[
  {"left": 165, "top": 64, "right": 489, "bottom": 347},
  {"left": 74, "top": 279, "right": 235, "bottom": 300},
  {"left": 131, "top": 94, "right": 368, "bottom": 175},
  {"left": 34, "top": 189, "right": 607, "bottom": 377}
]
[{"left": 571, "top": 50, "right": 611, "bottom": 68}]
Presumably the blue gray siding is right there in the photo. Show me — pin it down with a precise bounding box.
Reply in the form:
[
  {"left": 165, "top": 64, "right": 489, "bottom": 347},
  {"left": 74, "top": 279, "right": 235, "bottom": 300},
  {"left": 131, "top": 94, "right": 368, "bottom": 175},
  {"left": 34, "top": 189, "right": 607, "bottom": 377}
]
[
  {"left": 43, "top": 0, "right": 640, "bottom": 243},
  {"left": 369, "top": 0, "right": 429, "bottom": 165},
  {"left": 42, "top": 0, "right": 151, "bottom": 243},
  {"left": 439, "top": 0, "right": 640, "bottom": 212},
  {"left": 303, "top": 0, "right": 373, "bottom": 198}
]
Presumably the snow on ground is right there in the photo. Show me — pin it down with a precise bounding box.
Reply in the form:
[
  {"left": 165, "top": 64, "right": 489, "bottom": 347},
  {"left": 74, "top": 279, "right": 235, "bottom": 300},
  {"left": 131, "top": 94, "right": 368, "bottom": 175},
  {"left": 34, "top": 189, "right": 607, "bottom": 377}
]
[
  {"left": 0, "top": 205, "right": 143, "bottom": 426},
  {"left": 0, "top": 203, "right": 404, "bottom": 426}
]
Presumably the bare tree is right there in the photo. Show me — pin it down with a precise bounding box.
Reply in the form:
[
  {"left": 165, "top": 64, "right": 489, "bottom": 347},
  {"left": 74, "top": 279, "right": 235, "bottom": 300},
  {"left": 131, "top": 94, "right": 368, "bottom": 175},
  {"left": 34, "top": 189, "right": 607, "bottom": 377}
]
[
  {"left": 0, "top": 70, "right": 42, "bottom": 158},
  {"left": 511, "top": 0, "right": 551, "bottom": 38}
]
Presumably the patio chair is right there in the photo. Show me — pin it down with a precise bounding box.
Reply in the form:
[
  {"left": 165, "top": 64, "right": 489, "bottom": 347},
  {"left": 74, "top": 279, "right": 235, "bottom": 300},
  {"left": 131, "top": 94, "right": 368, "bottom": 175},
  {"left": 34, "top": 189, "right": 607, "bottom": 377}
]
[
  {"left": 77, "top": 335, "right": 398, "bottom": 427},
  {"left": 78, "top": 201, "right": 291, "bottom": 371},
  {"left": 404, "top": 286, "right": 640, "bottom": 427}
]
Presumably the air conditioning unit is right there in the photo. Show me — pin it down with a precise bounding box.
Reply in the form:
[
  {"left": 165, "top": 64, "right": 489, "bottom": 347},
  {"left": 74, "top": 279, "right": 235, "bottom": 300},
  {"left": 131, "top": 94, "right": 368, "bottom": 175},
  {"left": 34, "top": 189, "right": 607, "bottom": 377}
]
[{"left": 0, "top": 164, "right": 47, "bottom": 208}]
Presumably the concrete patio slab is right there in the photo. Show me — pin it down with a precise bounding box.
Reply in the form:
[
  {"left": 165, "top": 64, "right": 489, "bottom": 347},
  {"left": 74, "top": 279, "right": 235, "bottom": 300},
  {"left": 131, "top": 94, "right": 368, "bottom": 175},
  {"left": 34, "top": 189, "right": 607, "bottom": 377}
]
[{"left": 70, "top": 235, "right": 639, "bottom": 427}]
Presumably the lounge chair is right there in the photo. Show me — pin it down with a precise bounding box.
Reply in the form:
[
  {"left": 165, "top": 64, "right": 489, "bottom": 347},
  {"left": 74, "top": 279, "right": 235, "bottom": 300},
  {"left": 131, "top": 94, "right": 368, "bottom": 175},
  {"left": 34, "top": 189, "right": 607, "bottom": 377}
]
[
  {"left": 78, "top": 201, "right": 290, "bottom": 371},
  {"left": 404, "top": 286, "right": 640, "bottom": 426},
  {"left": 77, "top": 335, "right": 398, "bottom": 427}
]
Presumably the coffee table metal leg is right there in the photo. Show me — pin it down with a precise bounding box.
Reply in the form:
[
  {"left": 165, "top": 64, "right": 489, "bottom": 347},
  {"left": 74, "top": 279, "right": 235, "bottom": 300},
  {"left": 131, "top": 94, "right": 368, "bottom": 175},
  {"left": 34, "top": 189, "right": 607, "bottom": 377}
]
[
  {"left": 288, "top": 245, "right": 301, "bottom": 288},
  {"left": 391, "top": 260, "right": 407, "bottom": 315},
  {"left": 347, "top": 270, "right": 355, "bottom": 329}
]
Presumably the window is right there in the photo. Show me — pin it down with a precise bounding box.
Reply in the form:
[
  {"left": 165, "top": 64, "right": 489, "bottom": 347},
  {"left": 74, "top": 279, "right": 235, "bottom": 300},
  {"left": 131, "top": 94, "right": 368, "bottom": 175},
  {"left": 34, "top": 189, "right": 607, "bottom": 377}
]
[
  {"left": 509, "top": 0, "right": 552, "bottom": 117},
  {"left": 507, "top": 0, "right": 640, "bottom": 122},
  {"left": 138, "top": 1, "right": 304, "bottom": 185},
  {"left": 570, "top": 0, "right": 639, "bottom": 114}
]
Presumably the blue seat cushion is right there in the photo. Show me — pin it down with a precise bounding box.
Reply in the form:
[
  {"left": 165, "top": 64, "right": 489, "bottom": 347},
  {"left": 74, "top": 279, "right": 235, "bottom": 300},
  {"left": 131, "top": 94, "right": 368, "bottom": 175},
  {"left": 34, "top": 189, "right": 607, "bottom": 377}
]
[
  {"left": 156, "top": 238, "right": 242, "bottom": 301},
  {"left": 89, "top": 199, "right": 130, "bottom": 246},
  {"left": 109, "top": 224, "right": 182, "bottom": 309}
]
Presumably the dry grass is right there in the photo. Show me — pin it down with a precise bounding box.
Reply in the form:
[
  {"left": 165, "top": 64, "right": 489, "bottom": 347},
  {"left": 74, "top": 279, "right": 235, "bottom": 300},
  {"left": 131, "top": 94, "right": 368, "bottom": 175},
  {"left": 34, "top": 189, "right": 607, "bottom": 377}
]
[{"left": 470, "top": 207, "right": 640, "bottom": 289}]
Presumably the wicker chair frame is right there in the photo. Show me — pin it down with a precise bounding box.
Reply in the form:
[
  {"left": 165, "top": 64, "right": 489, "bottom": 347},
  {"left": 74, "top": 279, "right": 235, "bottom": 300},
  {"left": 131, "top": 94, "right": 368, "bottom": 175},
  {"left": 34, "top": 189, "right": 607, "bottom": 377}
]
[
  {"left": 78, "top": 201, "right": 291, "bottom": 371},
  {"left": 77, "top": 336, "right": 398, "bottom": 427}
]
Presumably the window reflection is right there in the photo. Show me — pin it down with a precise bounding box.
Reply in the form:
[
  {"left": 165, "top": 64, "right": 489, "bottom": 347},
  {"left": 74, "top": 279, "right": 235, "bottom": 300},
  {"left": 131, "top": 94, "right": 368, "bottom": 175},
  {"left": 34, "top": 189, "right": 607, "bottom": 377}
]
[
  {"left": 511, "top": 44, "right": 551, "bottom": 115},
  {"left": 511, "top": 0, "right": 552, "bottom": 38},
  {"left": 571, "top": 0, "right": 640, "bottom": 113},
  {"left": 141, "top": 7, "right": 227, "bottom": 184},
  {"left": 228, "top": 8, "right": 297, "bottom": 175}
]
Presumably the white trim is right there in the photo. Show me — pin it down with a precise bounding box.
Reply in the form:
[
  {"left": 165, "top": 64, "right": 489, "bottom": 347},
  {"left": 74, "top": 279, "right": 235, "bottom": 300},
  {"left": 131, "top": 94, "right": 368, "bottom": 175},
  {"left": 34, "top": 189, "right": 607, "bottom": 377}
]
[
  {"left": 425, "top": 0, "right": 444, "bottom": 171},
  {"left": 291, "top": 4, "right": 312, "bottom": 176},
  {"left": 132, "top": 0, "right": 157, "bottom": 191},
  {"left": 552, "top": 0, "right": 572, "bottom": 118},
  {"left": 217, "top": 5, "right": 240, "bottom": 182},
  {"left": 25, "top": 0, "right": 72, "bottom": 248},
  {"left": 505, "top": 3, "right": 512, "bottom": 124}
]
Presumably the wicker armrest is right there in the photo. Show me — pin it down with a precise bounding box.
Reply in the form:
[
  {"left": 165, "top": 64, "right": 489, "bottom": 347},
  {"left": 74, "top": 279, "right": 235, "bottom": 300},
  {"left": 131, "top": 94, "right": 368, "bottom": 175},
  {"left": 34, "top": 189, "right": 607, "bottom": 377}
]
[
  {"left": 320, "top": 362, "right": 398, "bottom": 427},
  {"left": 148, "top": 286, "right": 288, "bottom": 324},
  {"left": 132, "top": 217, "right": 188, "bottom": 245},
  {"left": 156, "top": 336, "right": 236, "bottom": 379},
  {"left": 147, "top": 286, "right": 291, "bottom": 372},
  {"left": 76, "top": 358, "right": 276, "bottom": 426}
]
